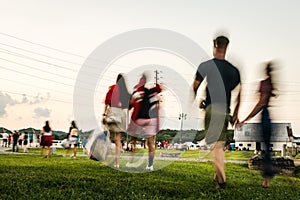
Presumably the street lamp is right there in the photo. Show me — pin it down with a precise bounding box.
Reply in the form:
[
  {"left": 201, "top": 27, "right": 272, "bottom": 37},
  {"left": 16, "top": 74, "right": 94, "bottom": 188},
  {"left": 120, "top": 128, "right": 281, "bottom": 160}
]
[{"left": 179, "top": 113, "right": 187, "bottom": 144}]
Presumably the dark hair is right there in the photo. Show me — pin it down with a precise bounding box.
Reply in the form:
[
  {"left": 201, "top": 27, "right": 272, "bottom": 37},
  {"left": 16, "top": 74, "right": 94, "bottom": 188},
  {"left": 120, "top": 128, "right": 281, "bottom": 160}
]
[
  {"left": 116, "top": 73, "right": 131, "bottom": 108},
  {"left": 214, "top": 36, "right": 229, "bottom": 49},
  {"left": 71, "top": 120, "right": 78, "bottom": 129},
  {"left": 266, "top": 62, "right": 276, "bottom": 97},
  {"left": 43, "top": 121, "right": 51, "bottom": 132},
  {"left": 141, "top": 73, "right": 147, "bottom": 81},
  {"left": 266, "top": 62, "right": 273, "bottom": 75}
]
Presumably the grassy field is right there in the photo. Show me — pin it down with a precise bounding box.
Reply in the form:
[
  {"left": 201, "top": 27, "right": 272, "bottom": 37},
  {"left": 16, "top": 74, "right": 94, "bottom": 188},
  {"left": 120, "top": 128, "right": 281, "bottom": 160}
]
[
  {"left": 6, "top": 147, "right": 256, "bottom": 160},
  {"left": 0, "top": 152, "right": 299, "bottom": 200}
]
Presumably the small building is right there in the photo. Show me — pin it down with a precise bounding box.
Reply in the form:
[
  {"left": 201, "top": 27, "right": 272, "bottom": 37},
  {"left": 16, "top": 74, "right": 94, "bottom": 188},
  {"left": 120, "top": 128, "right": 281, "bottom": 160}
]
[{"left": 234, "top": 123, "right": 295, "bottom": 151}]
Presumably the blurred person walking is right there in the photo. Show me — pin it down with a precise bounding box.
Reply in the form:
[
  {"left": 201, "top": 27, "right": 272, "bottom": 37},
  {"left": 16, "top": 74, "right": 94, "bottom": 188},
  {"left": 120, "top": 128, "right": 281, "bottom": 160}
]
[
  {"left": 103, "top": 73, "right": 131, "bottom": 168},
  {"left": 127, "top": 73, "right": 162, "bottom": 170},
  {"left": 8, "top": 133, "right": 11, "bottom": 147},
  {"left": 12, "top": 131, "right": 19, "bottom": 152},
  {"left": 193, "top": 35, "right": 241, "bottom": 189},
  {"left": 40, "top": 121, "right": 53, "bottom": 158},
  {"left": 18, "top": 132, "right": 23, "bottom": 148},
  {"left": 23, "top": 132, "right": 29, "bottom": 153},
  {"left": 238, "top": 62, "right": 276, "bottom": 188},
  {"left": 68, "top": 120, "right": 79, "bottom": 158},
  {"left": 29, "top": 132, "right": 34, "bottom": 147},
  {"left": 2, "top": 132, "right": 9, "bottom": 147}
]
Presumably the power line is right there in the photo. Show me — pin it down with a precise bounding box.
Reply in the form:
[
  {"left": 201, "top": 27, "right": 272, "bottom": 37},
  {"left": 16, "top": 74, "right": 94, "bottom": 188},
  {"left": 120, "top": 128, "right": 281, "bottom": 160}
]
[
  {"left": 1, "top": 90, "right": 71, "bottom": 104},
  {"left": 0, "top": 57, "right": 75, "bottom": 81},
  {"left": 0, "top": 32, "right": 87, "bottom": 59},
  {"left": 0, "top": 41, "right": 87, "bottom": 67},
  {"left": 0, "top": 41, "right": 126, "bottom": 71},
  {"left": 0, "top": 64, "right": 74, "bottom": 87},
  {"left": 0, "top": 76, "right": 72, "bottom": 96},
  {"left": 0, "top": 47, "right": 77, "bottom": 73},
  {"left": 0, "top": 47, "right": 124, "bottom": 83},
  {"left": 0, "top": 32, "right": 132, "bottom": 69}
]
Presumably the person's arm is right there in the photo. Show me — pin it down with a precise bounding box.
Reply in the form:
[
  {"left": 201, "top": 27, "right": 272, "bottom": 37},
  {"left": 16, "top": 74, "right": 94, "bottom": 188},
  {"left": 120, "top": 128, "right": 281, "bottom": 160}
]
[
  {"left": 231, "top": 83, "right": 241, "bottom": 125},
  {"left": 192, "top": 79, "right": 201, "bottom": 99},
  {"left": 129, "top": 94, "right": 136, "bottom": 109},
  {"left": 240, "top": 92, "right": 269, "bottom": 124},
  {"left": 103, "top": 85, "right": 113, "bottom": 116},
  {"left": 40, "top": 128, "right": 44, "bottom": 135},
  {"left": 103, "top": 104, "right": 109, "bottom": 116},
  {"left": 193, "top": 65, "right": 204, "bottom": 99}
]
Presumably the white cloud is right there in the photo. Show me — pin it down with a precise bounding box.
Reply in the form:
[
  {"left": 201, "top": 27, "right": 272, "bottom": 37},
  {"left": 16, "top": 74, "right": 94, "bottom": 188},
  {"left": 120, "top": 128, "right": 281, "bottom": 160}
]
[
  {"left": 0, "top": 92, "right": 16, "bottom": 117},
  {"left": 33, "top": 107, "right": 51, "bottom": 119}
]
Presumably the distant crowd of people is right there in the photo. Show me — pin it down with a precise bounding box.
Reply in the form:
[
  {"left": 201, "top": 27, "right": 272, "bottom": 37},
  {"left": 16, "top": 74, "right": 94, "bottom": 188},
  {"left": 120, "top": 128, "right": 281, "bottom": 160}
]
[
  {"left": 0, "top": 120, "right": 86, "bottom": 159},
  {"left": 1, "top": 131, "right": 34, "bottom": 153}
]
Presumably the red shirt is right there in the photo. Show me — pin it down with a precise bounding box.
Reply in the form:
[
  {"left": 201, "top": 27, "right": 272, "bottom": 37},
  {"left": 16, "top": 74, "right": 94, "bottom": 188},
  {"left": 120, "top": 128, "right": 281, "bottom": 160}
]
[
  {"left": 105, "top": 85, "right": 121, "bottom": 108},
  {"left": 130, "top": 84, "right": 162, "bottom": 121}
]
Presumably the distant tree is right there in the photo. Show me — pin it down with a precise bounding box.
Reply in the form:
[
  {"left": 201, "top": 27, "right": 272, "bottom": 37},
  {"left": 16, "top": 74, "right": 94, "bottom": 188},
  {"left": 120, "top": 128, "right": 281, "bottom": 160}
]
[
  {"left": 226, "top": 130, "right": 234, "bottom": 145},
  {"left": 193, "top": 130, "right": 206, "bottom": 143}
]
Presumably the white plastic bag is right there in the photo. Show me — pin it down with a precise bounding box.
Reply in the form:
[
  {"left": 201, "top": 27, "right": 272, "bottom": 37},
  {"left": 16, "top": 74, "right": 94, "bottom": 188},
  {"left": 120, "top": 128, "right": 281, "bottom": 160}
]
[
  {"left": 61, "top": 139, "right": 70, "bottom": 149},
  {"left": 85, "top": 127, "right": 111, "bottom": 162}
]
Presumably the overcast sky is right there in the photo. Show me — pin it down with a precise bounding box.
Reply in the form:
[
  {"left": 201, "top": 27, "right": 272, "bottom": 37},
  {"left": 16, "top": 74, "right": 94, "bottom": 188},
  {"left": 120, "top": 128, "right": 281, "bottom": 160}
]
[{"left": 0, "top": 0, "right": 300, "bottom": 136}]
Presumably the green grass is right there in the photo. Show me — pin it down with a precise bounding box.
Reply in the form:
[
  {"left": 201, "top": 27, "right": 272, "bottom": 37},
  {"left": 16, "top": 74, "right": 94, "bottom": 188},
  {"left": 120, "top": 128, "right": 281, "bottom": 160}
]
[
  {"left": 5, "top": 148, "right": 280, "bottom": 161},
  {"left": 178, "top": 150, "right": 255, "bottom": 161},
  {"left": 0, "top": 154, "right": 299, "bottom": 200}
]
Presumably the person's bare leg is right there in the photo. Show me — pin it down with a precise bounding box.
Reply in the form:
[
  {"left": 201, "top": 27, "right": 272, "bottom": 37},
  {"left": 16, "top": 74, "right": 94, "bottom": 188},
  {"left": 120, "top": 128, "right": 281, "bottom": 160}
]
[
  {"left": 212, "top": 141, "right": 226, "bottom": 186},
  {"left": 73, "top": 145, "right": 77, "bottom": 158},
  {"left": 125, "top": 136, "right": 139, "bottom": 167},
  {"left": 114, "top": 132, "right": 122, "bottom": 167},
  {"left": 147, "top": 136, "right": 155, "bottom": 169},
  {"left": 46, "top": 146, "right": 51, "bottom": 158}
]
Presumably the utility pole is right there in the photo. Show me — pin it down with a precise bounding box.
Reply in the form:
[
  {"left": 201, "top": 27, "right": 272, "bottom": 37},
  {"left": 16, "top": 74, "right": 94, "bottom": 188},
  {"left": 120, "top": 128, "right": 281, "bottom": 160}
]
[
  {"left": 154, "top": 70, "right": 163, "bottom": 134},
  {"left": 179, "top": 113, "right": 187, "bottom": 144},
  {"left": 154, "top": 70, "right": 162, "bottom": 85}
]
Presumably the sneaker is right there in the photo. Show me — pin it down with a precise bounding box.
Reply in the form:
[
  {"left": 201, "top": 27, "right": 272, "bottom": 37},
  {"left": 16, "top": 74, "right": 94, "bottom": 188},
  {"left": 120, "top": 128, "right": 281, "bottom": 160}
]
[
  {"left": 213, "top": 179, "right": 226, "bottom": 189},
  {"left": 145, "top": 165, "right": 154, "bottom": 171},
  {"left": 218, "top": 182, "right": 226, "bottom": 189},
  {"left": 114, "top": 164, "right": 120, "bottom": 168}
]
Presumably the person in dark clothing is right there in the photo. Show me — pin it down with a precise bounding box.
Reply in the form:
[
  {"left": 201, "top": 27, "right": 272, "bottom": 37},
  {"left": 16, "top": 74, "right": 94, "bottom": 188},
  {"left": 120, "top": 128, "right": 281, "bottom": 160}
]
[
  {"left": 193, "top": 35, "right": 242, "bottom": 189},
  {"left": 238, "top": 62, "right": 276, "bottom": 188},
  {"left": 23, "top": 132, "right": 29, "bottom": 153},
  {"left": 12, "top": 131, "right": 19, "bottom": 152}
]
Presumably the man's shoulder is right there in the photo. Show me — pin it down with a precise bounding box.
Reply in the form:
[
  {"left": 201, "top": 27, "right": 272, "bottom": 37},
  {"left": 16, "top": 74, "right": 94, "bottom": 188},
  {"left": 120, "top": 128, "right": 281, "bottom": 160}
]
[
  {"left": 197, "top": 59, "right": 215, "bottom": 72},
  {"left": 199, "top": 59, "right": 214, "bottom": 66},
  {"left": 215, "top": 59, "right": 240, "bottom": 73}
]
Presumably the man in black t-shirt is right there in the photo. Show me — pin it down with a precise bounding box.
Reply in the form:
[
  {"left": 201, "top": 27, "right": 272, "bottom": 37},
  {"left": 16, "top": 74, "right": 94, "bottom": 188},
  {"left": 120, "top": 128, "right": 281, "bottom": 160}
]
[{"left": 193, "top": 36, "right": 241, "bottom": 189}]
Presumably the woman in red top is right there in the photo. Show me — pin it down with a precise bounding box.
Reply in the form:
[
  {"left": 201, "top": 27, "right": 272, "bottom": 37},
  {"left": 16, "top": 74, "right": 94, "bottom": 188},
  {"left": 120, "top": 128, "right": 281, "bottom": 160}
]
[{"left": 103, "top": 73, "right": 131, "bottom": 168}]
